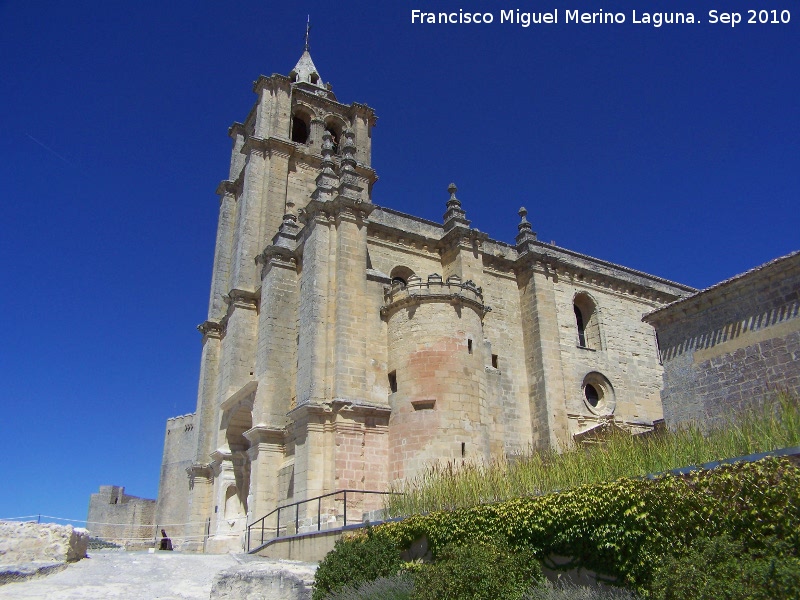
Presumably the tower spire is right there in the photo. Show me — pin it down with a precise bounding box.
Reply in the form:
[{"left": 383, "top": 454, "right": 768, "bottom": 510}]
[{"left": 289, "top": 17, "right": 324, "bottom": 89}]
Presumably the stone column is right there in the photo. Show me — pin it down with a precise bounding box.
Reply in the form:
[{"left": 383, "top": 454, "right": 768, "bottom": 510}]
[
  {"left": 183, "top": 464, "right": 213, "bottom": 552},
  {"left": 194, "top": 322, "right": 223, "bottom": 462},
  {"left": 209, "top": 181, "right": 238, "bottom": 320},
  {"left": 243, "top": 426, "right": 285, "bottom": 532},
  {"left": 230, "top": 139, "right": 267, "bottom": 291},
  {"left": 295, "top": 213, "right": 332, "bottom": 407},
  {"left": 215, "top": 291, "right": 259, "bottom": 420},
  {"left": 332, "top": 209, "right": 369, "bottom": 401},
  {"left": 517, "top": 259, "right": 570, "bottom": 451}
]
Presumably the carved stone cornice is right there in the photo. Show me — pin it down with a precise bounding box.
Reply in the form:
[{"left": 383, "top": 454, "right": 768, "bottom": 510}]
[
  {"left": 351, "top": 102, "right": 378, "bottom": 126},
  {"left": 438, "top": 225, "right": 488, "bottom": 255},
  {"left": 257, "top": 246, "right": 298, "bottom": 277},
  {"left": 286, "top": 401, "right": 333, "bottom": 420},
  {"left": 243, "top": 425, "right": 285, "bottom": 447},
  {"left": 224, "top": 288, "right": 260, "bottom": 311},
  {"left": 215, "top": 179, "right": 238, "bottom": 198},
  {"left": 228, "top": 122, "right": 246, "bottom": 139},
  {"left": 186, "top": 463, "right": 214, "bottom": 484},
  {"left": 300, "top": 196, "right": 375, "bottom": 227},
  {"left": 252, "top": 73, "right": 292, "bottom": 96},
  {"left": 381, "top": 274, "right": 491, "bottom": 320},
  {"left": 197, "top": 320, "right": 224, "bottom": 339},
  {"left": 330, "top": 398, "right": 392, "bottom": 418}
]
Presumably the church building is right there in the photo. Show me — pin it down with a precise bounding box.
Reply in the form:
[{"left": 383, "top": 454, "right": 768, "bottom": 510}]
[{"left": 153, "top": 46, "right": 694, "bottom": 552}]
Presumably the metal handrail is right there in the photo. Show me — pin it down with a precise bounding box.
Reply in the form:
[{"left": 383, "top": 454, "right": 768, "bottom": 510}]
[{"left": 246, "top": 489, "right": 402, "bottom": 553}]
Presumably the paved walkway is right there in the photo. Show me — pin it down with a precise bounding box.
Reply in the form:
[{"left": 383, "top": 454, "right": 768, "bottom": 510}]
[{"left": 0, "top": 551, "right": 240, "bottom": 599}]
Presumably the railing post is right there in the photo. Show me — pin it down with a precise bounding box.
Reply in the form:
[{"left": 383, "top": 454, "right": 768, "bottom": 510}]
[
  {"left": 295, "top": 503, "right": 299, "bottom": 535},
  {"left": 261, "top": 517, "right": 264, "bottom": 545},
  {"left": 343, "top": 491, "right": 347, "bottom": 527},
  {"left": 247, "top": 523, "right": 250, "bottom": 552},
  {"left": 317, "top": 496, "right": 321, "bottom": 531},
  {"left": 276, "top": 507, "right": 281, "bottom": 538}
]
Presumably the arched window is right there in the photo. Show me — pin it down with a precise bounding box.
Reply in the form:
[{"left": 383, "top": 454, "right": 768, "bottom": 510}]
[
  {"left": 573, "top": 293, "right": 601, "bottom": 349},
  {"left": 390, "top": 266, "right": 414, "bottom": 289},
  {"left": 291, "top": 111, "right": 311, "bottom": 144},
  {"left": 324, "top": 119, "right": 343, "bottom": 154}
]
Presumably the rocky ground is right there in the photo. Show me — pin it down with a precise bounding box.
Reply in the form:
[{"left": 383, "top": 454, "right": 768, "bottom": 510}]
[{"left": 0, "top": 550, "right": 312, "bottom": 599}]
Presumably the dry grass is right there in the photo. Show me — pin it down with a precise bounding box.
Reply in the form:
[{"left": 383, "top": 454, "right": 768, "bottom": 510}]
[{"left": 386, "top": 394, "right": 800, "bottom": 517}]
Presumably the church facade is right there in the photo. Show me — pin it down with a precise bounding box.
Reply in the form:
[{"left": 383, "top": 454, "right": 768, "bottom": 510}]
[{"left": 153, "top": 48, "right": 694, "bottom": 552}]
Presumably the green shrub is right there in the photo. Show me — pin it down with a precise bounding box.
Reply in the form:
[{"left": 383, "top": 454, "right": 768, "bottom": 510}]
[
  {"left": 377, "top": 458, "right": 800, "bottom": 589},
  {"left": 313, "top": 526, "right": 403, "bottom": 600},
  {"left": 412, "top": 539, "right": 543, "bottom": 600},
  {"left": 323, "top": 573, "right": 414, "bottom": 600},
  {"left": 648, "top": 534, "right": 800, "bottom": 600},
  {"left": 524, "top": 581, "right": 640, "bottom": 600}
]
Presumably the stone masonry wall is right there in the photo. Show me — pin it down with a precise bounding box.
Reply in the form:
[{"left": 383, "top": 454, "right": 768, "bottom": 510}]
[
  {"left": 154, "top": 413, "right": 197, "bottom": 547},
  {"left": 551, "top": 278, "right": 665, "bottom": 434},
  {"left": 647, "top": 252, "right": 800, "bottom": 428},
  {"left": 86, "top": 486, "right": 156, "bottom": 549}
]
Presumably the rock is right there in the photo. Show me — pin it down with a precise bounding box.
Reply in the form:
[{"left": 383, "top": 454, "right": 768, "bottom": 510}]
[
  {"left": 0, "top": 522, "right": 89, "bottom": 565},
  {"left": 0, "top": 562, "right": 66, "bottom": 586},
  {"left": 210, "top": 558, "right": 317, "bottom": 600}
]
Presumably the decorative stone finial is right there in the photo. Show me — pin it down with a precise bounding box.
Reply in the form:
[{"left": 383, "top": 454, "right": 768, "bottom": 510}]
[
  {"left": 448, "top": 183, "right": 459, "bottom": 204},
  {"left": 516, "top": 206, "right": 537, "bottom": 247},
  {"left": 338, "top": 127, "right": 363, "bottom": 200},
  {"left": 312, "top": 131, "right": 339, "bottom": 202},
  {"left": 443, "top": 182, "right": 470, "bottom": 232}
]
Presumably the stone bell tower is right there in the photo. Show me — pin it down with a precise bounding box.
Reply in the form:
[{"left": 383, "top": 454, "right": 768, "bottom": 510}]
[{"left": 169, "top": 42, "right": 379, "bottom": 552}]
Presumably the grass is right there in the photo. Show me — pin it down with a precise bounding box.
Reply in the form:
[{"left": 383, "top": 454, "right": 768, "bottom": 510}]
[{"left": 385, "top": 394, "right": 800, "bottom": 517}]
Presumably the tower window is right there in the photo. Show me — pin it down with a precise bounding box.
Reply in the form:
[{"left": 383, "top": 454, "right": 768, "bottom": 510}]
[
  {"left": 468, "top": 339, "right": 473, "bottom": 354},
  {"left": 390, "top": 266, "right": 415, "bottom": 290},
  {"left": 324, "top": 121, "right": 342, "bottom": 154},
  {"left": 291, "top": 114, "right": 309, "bottom": 144},
  {"left": 388, "top": 370, "right": 397, "bottom": 393},
  {"left": 491, "top": 354, "right": 499, "bottom": 369},
  {"left": 574, "top": 305, "right": 587, "bottom": 347},
  {"left": 310, "top": 72, "right": 320, "bottom": 85},
  {"left": 574, "top": 293, "right": 601, "bottom": 350}
]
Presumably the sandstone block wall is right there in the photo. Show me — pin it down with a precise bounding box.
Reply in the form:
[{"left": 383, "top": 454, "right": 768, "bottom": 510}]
[
  {"left": 86, "top": 486, "right": 156, "bottom": 549},
  {"left": 153, "top": 413, "right": 197, "bottom": 547},
  {"left": 645, "top": 252, "right": 800, "bottom": 428},
  {"left": 0, "top": 522, "right": 88, "bottom": 565}
]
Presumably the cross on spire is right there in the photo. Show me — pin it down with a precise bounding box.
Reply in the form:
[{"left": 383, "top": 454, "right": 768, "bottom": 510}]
[{"left": 304, "top": 15, "right": 311, "bottom": 51}]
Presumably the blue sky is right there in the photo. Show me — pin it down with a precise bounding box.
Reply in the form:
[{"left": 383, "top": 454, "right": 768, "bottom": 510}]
[{"left": 1, "top": 0, "right": 797, "bottom": 522}]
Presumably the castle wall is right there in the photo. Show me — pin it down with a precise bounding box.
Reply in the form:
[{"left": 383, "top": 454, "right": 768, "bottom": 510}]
[
  {"left": 153, "top": 413, "right": 196, "bottom": 548},
  {"left": 646, "top": 252, "right": 800, "bottom": 428},
  {"left": 87, "top": 486, "right": 156, "bottom": 549}
]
